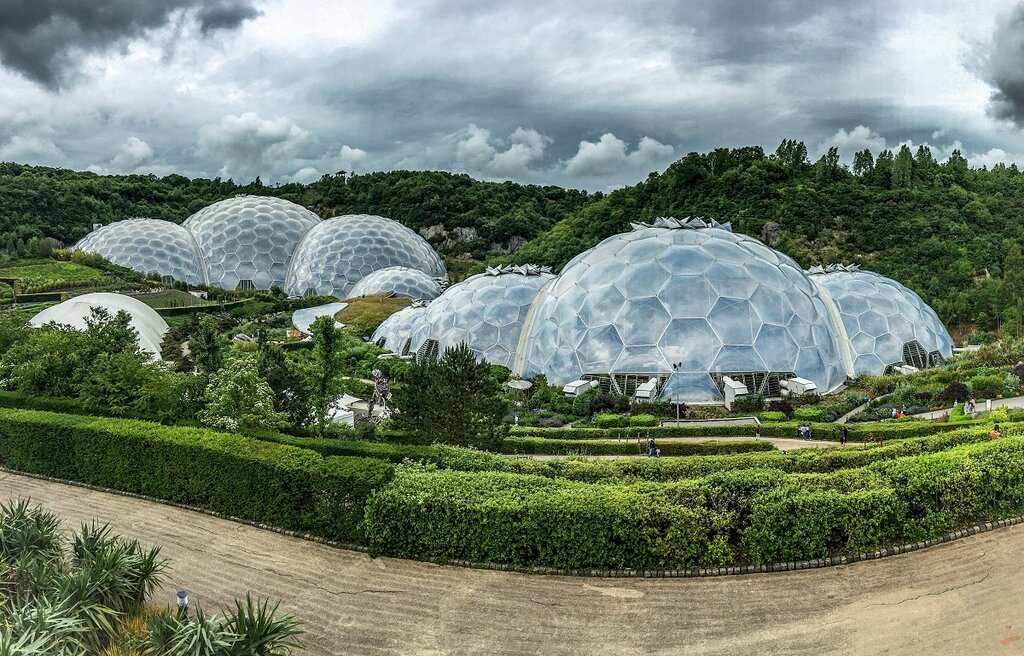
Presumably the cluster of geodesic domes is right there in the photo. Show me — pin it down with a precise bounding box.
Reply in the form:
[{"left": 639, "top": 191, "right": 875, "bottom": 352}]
[
  {"left": 74, "top": 196, "right": 447, "bottom": 300},
  {"left": 374, "top": 218, "right": 954, "bottom": 403}
]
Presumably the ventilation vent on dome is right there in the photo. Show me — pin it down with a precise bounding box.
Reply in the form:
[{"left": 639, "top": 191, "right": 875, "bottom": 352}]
[
  {"left": 807, "top": 263, "right": 861, "bottom": 275},
  {"left": 630, "top": 216, "right": 733, "bottom": 232},
  {"left": 902, "top": 340, "right": 928, "bottom": 369},
  {"left": 483, "top": 264, "right": 552, "bottom": 276}
]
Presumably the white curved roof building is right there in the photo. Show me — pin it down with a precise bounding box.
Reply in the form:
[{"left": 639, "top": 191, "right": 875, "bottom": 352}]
[
  {"left": 371, "top": 302, "right": 430, "bottom": 355},
  {"left": 285, "top": 215, "right": 446, "bottom": 298},
  {"left": 74, "top": 218, "right": 207, "bottom": 286},
  {"left": 29, "top": 292, "right": 169, "bottom": 357},
  {"left": 183, "top": 195, "right": 321, "bottom": 291}
]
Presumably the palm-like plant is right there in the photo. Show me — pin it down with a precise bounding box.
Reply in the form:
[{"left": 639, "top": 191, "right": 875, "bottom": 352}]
[
  {"left": 1, "top": 598, "right": 89, "bottom": 655},
  {"left": 164, "top": 605, "right": 238, "bottom": 656},
  {"left": 226, "top": 595, "right": 303, "bottom": 656}
]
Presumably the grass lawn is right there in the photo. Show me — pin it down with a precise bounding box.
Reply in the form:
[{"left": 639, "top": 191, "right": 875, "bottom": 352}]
[
  {"left": 0, "top": 261, "right": 105, "bottom": 292},
  {"left": 128, "top": 289, "right": 218, "bottom": 309},
  {"left": 337, "top": 292, "right": 411, "bottom": 337}
]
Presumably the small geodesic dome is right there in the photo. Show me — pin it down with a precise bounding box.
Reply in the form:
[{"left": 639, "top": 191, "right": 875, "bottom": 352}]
[
  {"left": 28, "top": 292, "right": 169, "bottom": 357},
  {"left": 347, "top": 266, "right": 442, "bottom": 301},
  {"left": 410, "top": 265, "right": 553, "bottom": 369},
  {"left": 74, "top": 218, "right": 207, "bottom": 286},
  {"left": 518, "top": 218, "right": 848, "bottom": 402},
  {"left": 371, "top": 302, "right": 430, "bottom": 355},
  {"left": 807, "top": 264, "right": 954, "bottom": 375},
  {"left": 183, "top": 195, "right": 321, "bottom": 291},
  {"left": 285, "top": 215, "right": 446, "bottom": 298}
]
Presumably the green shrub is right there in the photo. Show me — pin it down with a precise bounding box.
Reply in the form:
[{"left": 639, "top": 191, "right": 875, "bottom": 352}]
[
  {"left": 793, "top": 407, "right": 826, "bottom": 422},
  {"left": 593, "top": 413, "right": 627, "bottom": 428},
  {"left": 499, "top": 436, "right": 776, "bottom": 457},
  {"left": 0, "top": 408, "right": 394, "bottom": 542},
  {"left": 758, "top": 411, "right": 787, "bottom": 422},
  {"left": 628, "top": 413, "right": 658, "bottom": 427},
  {"left": 364, "top": 467, "right": 734, "bottom": 570}
]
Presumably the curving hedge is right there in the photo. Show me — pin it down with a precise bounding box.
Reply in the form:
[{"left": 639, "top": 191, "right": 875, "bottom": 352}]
[
  {"left": 4, "top": 407, "right": 1024, "bottom": 571},
  {"left": 0, "top": 408, "right": 394, "bottom": 542},
  {"left": 497, "top": 436, "right": 775, "bottom": 456}
]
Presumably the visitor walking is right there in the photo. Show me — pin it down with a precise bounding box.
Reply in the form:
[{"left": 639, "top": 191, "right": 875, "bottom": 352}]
[
  {"left": 754, "top": 424, "right": 763, "bottom": 440},
  {"left": 647, "top": 438, "right": 655, "bottom": 457},
  {"left": 839, "top": 426, "right": 848, "bottom": 445},
  {"left": 655, "top": 447, "right": 661, "bottom": 458}
]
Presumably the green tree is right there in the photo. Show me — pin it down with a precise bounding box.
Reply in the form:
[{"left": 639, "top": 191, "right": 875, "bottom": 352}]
[
  {"left": 1003, "top": 243, "right": 1024, "bottom": 306},
  {"left": 852, "top": 149, "right": 874, "bottom": 176},
  {"left": 392, "top": 342, "right": 509, "bottom": 447},
  {"left": 200, "top": 353, "right": 284, "bottom": 431},
  {"left": 892, "top": 145, "right": 914, "bottom": 189},
  {"left": 190, "top": 315, "right": 224, "bottom": 375},
  {"left": 257, "top": 335, "right": 313, "bottom": 428},
  {"left": 309, "top": 315, "right": 343, "bottom": 435}
]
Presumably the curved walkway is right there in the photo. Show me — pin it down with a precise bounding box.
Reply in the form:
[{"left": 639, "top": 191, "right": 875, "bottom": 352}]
[{"left": 3, "top": 471, "right": 1024, "bottom": 655}]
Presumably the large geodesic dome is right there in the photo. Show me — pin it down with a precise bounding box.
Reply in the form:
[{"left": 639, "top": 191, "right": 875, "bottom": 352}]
[
  {"left": 371, "top": 302, "right": 430, "bottom": 355},
  {"left": 808, "top": 264, "right": 954, "bottom": 375},
  {"left": 74, "top": 218, "right": 207, "bottom": 286},
  {"left": 285, "top": 215, "right": 447, "bottom": 298},
  {"left": 183, "top": 195, "right": 321, "bottom": 290},
  {"left": 28, "top": 292, "right": 169, "bottom": 358},
  {"left": 519, "top": 218, "right": 848, "bottom": 402},
  {"left": 347, "top": 266, "right": 442, "bottom": 301},
  {"left": 410, "top": 265, "right": 554, "bottom": 369}
]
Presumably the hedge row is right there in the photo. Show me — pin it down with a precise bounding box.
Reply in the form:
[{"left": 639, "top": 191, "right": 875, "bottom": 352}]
[
  {"left": 497, "top": 436, "right": 776, "bottom": 457},
  {"left": 509, "top": 419, "right": 982, "bottom": 441},
  {"left": 0, "top": 408, "right": 394, "bottom": 543},
  {"left": 365, "top": 435, "right": 1024, "bottom": 568}
]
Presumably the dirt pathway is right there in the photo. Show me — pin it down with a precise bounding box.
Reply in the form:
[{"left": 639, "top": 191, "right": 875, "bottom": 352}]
[{"left": 4, "top": 471, "right": 1023, "bottom": 655}]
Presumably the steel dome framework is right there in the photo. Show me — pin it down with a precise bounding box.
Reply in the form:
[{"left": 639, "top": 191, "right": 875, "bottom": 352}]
[
  {"left": 74, "top": 218, "right": 207, "bottom": 286},
  {"left": 808, "top": 264, "right": 954, "bottom": 375},
  {"left": 285, "top": 215, "right": 447, "bottom": 298},
  {"left": 518, "top": 218, "right": 848, "bottom": 401},
  {"left": 183, "top": 195, "right": 322, "bottom": 291},
  {"left": 410, "top": 265, "right": 554, "bottom": 370}
]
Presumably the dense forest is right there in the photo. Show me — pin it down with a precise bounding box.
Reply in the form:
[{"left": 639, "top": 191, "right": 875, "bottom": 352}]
[{"left": 2, "top": 138, "right": 1024, "bottom": 340}]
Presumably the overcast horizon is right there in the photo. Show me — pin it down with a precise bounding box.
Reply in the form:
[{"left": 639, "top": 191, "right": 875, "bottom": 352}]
[{"left": 3, "top": 0, "right": 1024, "bottom": 191}]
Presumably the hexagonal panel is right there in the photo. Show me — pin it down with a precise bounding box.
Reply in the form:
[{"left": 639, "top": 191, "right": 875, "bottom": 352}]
[{"left": 75, "top": 218, "right": 207, "bottom": 285}]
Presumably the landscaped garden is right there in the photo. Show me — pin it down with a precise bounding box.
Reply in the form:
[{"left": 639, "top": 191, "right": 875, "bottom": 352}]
[{"left": 3, "top": 255, "right": 1024, "bottom": 575}]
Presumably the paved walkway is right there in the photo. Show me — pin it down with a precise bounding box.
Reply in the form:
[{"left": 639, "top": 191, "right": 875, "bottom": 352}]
[
  {"left": 526, "top": 435, "right": 846, "bottom": 458},
  {"left": 911, "top": 395, "right": 1024, "bottom": 420},
  {"left": 4, "top": 471, "right": 1024, "bottom": 655}
]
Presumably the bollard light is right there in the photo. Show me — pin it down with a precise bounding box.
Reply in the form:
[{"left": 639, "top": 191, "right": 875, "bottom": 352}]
[{"left": 176, "top": 589, "right": 189, "bottom": 616}]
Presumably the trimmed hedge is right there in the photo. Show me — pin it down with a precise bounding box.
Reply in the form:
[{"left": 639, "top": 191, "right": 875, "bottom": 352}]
[
  {"left": 509, "top": 420, "right": 984, "bottom": 441},
  {"left": 498, "top": 436, "right": 777, "bottom": 457},
  {"left": 365, "top": 434, "right": 1024, "bottom": 568},
  {"left": 0, "top": 408, "right": 394, "bottom": 542}
]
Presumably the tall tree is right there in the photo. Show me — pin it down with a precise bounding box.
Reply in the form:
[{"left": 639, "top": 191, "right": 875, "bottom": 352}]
[
  {"left": 852, "top": 149, "right": 874, "bottom": 176},
  {"left": 891, "top": 145, "right": 914, "bottom": 189},
  {"left": 1003, "top": 243, "right": 1024, "bottom": 305},
  {"left": 309, "top": 315, "right": 343, "bottom": 435},
  {"left": 190, "top": 315, "right": 224, "bottom": 375},
  {"left": 392, "top": 343, "right": 508, "bottom": 447}
]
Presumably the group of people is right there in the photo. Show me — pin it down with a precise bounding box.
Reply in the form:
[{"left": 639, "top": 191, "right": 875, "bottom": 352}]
[{"left": 890, "top": 406, "right": 907, "bottom": 419}]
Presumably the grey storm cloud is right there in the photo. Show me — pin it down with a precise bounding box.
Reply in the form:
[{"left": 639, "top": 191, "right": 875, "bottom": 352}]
[
  {"left": 982, "top": 3, "right": 1024, "bottom": 126},
  {"left": 0, "top": 0, "right": 260, "bottom": 90}
]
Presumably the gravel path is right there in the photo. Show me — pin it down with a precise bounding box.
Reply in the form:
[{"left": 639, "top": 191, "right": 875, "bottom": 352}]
[{"left": 3, "top": 471, "right": 1023, "bottom": 655}]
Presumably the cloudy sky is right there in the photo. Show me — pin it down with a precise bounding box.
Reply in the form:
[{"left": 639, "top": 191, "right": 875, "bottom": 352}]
[{"left": 2, "top": 0, "right": 1024, "bottom": 190}]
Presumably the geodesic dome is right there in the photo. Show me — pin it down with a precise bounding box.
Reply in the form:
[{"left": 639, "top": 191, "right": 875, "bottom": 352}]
[
  {"left": 74, "top": 218, "right": 207, "bottom": 286},
  {"left": 518, "top": 217, "right": 847, "bottom": 402},
  {"left": 183, "top": 195, "right": 321, "bottom": 290},
  {"left": 808, "top": 264, "right": 954, "bottom": 375},
  {"left": 410, "top": 265, "right": 553, "bottom": 369},
  {"left": 28, "top": 292, "right": 169, "bottom": 358},
  {"left": 371, "top": 302, "right": 430, "bottom": 355},
  {"left": 347, "top": 266, "right": 442, "bottom": 301},
  {"left": 284, "top": 215, "right": 446, "bottom": 298}
]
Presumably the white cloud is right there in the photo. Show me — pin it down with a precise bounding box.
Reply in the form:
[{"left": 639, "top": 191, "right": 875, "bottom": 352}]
[
  {"left": 563, "top": 133, "right": 673, "bottom": 178},
  {"left": 110, "top": 136, "right": 154, "bottom": 169},
  {"left": 0, "top": 135, "right": 64, "bottom": 165},
  {"left": 819, "top": 125, "right": 887, "bottom": 159},
  {"left": 197, "top": 112, "right": 310, "bottom": 181},
  {"left": 451, "top": 124, "right": 551, "bottom": 179},
  {"left": 283, "top": 166, "right": 321, "bottom": 184},
  {"left": 337, "top": 144, "right": 367, "bottom": 173},
  {"left": 968, "top": 147, "right": 1024, "bottom": 169}
]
